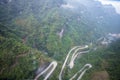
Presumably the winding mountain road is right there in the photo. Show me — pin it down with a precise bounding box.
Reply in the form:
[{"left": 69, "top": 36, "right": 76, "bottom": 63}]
[
  {"left": 70, "top": 64, "right": 92, "bottom": 80},
  {"left": 34, "top": 61, "right": 57, "bottom": 80},
  {"left": 59, "top": 45, "right": 90, "bottom": 80},
  {"left": 34, "top": 45, "right": 92, "bottom": 80}
]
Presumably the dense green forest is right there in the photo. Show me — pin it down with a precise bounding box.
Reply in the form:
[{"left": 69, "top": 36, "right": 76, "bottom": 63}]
[{"left": 0, "top": 0, "right": 120, "bottom": 80}]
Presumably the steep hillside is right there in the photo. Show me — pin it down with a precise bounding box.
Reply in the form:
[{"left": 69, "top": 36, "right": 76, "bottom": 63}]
[
  {"left": 0, "top": 24, "right": 52, "bottom": 79},
  {"left": 0, "top": 0, "right": 120, "bottom": 80}
]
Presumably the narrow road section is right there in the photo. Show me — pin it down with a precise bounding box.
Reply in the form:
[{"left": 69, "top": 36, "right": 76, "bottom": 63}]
[{"left": 34, "top": 61, "right": 57, "bottom": 80}]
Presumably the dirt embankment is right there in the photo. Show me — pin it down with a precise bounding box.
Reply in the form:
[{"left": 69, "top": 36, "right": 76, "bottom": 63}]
[{"left": 91, "top": 71, "right": 110, "bottom": 80}]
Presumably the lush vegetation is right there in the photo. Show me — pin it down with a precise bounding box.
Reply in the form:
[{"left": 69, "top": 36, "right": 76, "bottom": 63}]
[
  {"left": 0, "top": 24, "right": 52, "bottom": 79},
  {"left": 0, "top": 0, "right": 120, "bottom": 80}
]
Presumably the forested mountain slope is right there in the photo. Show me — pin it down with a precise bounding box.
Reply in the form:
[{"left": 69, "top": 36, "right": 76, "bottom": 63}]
[
  {"left": 0, "top": 24, "right": 53, "bottom": 79},
  {"left": 0, "top": 0, "right": 120, "bottom": 80}
]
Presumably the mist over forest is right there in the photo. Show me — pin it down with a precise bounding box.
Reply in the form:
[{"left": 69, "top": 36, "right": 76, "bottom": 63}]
[{"left": 0, "top": 0, "right": 120, "bottom": 80}]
